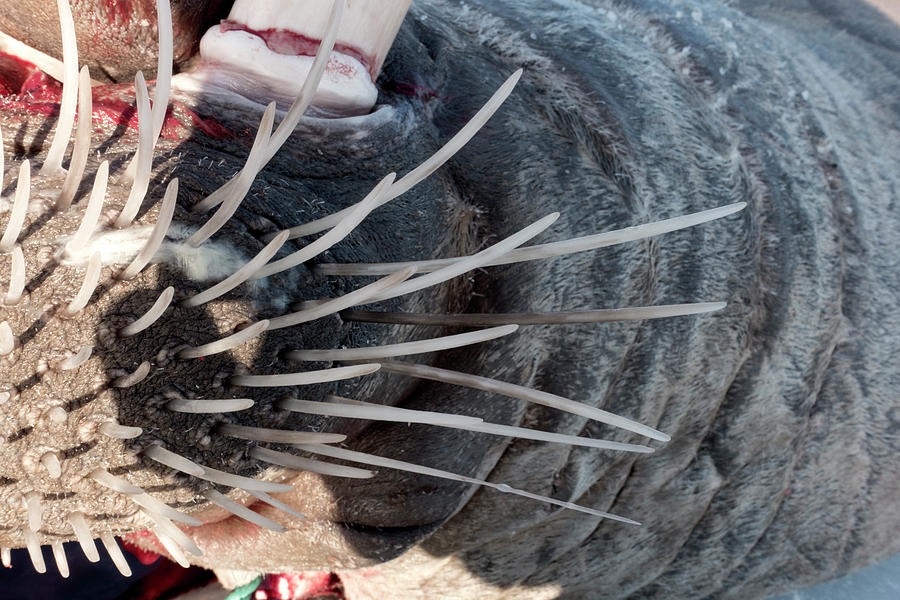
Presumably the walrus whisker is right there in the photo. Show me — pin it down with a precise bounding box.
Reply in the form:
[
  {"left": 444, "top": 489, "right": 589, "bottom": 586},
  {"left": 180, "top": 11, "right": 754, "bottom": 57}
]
[
  {"left": 141, "top": 508, "right": 202, "bottom": 556},
  {"left": 256, "top": 172, "right": 396, "bottom": 277},
  {"left": 23, "top": 529, "right": 46, "bottom": 573},
  {"left": 250, "top": 446, "right": 374, "bottom": 479},
  {"left": 151, "top": 527, "right": 191, "bottom": 568},
  {"left": 98, "top": 421, "right": 143, "bottom": 440},
  {"left": 202, "top": 489, "right": 287, "bottom": 533},
  {"left": 124, "top": 0, "right": 172, "bottom": 181},
  {"left": 286, "top": 69, "right": 524, "bottom": 238},
  {"left": 128, "top": 492, "right": 202, "bottom": 526},
  {"left": 177, "top": 319, "right": 270, "bottom": 359},
  {"left": 279, "top": 171, "right": 395, "bottom": 244},
  {"left": 62, "top": 251, "right": 101, "bottom": 315},
  {"left": 24, "top": 491, "right": 42, "bottom": 532},
  {"left": 56, "top": 66, "right": 92, "bottom": 210},
  {"left": 110, "top": 360, "right": 151, "bottom": 388},
  {"left": 340, "top": 302, "right": 728, "bottom": 327},
  {"left": 194, "top": 464, "right": 293, "bottom": 493},
  {"left": 379, "top": 360, "right": 670, "bottom": 442},
  {"left": 287, "top": 324, "right": 518, "bottom": 362},
  {"left": 119, "top": 286, "right": 174, "bottom": 337},
  {"left": 288, "top": 396, "right": 654, "bottom": 453},
  {"left": 366, "top": 213, "right": 560, "bottom": 304},
  {"left": 68, "top": 511, "right": 100, "bottom": 563},
  {"left": 280, "top": 397, "right": 484, "bottom": 427},
  {"left": 166, "top": 398, "right": 255, "bottom": 414},
  {"left": 114, "top": 71, "right": 153, "bottom": 228},
  {"left": 89, "top": 468, "right": 144, "bottom": 495},
  {"left": 40, "top": 451, "right": 62, "bottom": 478},
  {"left": 38, "top": 0, "right": 77, "bottom": 178},
  {"left": 0, "top": 321, "right": 13, "bottom": 356},
  {"left": 247, "top": 490, "right": 307, "bottom": 520},
  {"left": 4, "top": 246, "right": 25, "bottom": 305},
  {"left": 317, "top": 202, "right": 748, "bottom": 276},
  {"left": 182, "top": 231, "right": 289, "bottom": 308},
  {"left": 118, "top": 177, "right": 179, "bottom": 280},
  {"left": 217, "top": 424, "right": 345, "bottom": 445},
  {"left": 99, "top": 532, "right": 132, "bottom": 576},
  {"left": 187, "top": 102, "right": 276, "bottom": 245},
  {"left": 191, "top": 0, "right": 344, "bottom": 214},
  {"left": 296, "top": 444, "right": 641, "bottom": 525},
  {"left": 64, "top": 161, "right": 109, "bottom": 256},
  {"left": 268, "top": 267, "right": 416, "bottom": 330},
  {"left": 0, "top": 160, "right": 30, "bottom": 253},
  {"left": 50, "top": 540, "right": 69, "bottom": 577},
  {"left": 230, "top": 363, "right": 381, "bottom": 387},
  {"left": 143, "top": 445, "right": 206, "bottom": 476},
  {"left": 90, "top": 470, "right": 202, "bottom": 526}
]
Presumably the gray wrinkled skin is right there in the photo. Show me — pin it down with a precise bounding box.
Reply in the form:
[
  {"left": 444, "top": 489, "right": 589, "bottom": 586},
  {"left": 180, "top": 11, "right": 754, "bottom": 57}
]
[{"left": 1, "top": 0, "right": 898, "bottom": 598}]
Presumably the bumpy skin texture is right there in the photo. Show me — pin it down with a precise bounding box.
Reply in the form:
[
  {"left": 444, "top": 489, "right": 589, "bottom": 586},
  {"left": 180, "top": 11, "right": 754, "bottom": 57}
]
[{"left": 1, "top": 0, "right": 899, "bottom": 599}]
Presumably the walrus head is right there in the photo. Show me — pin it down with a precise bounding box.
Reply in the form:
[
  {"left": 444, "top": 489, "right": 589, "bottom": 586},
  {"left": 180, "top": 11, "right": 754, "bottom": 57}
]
[{"left": 0, "top": 0, "right": 745, "bottom": 585}]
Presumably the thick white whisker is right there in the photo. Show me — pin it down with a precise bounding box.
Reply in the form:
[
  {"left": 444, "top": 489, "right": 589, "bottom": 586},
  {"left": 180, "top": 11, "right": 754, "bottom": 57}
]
[
  {"left": 178, "top": 320, "right": 269, "bottom": 359},
  {"left": 99, "top": 421, "right": 143, "bottom": 439},
  {"left": 68, "top": 512, "right": 99, "bottom": 562},
  {"left": 279, "top": 397, "right": 483, "bottom": 427},
  {"left": 195, "top": 464, "right": 293, "bottom": 493},
  {"left": 287, "top": 69, "right": 524, "bottom": 238},
  {"left": 100, "top": 532, "right": 132, "bottom": 576},
  {"left": 380, "top": 360, "right": 671, "bottom": 442},
  {"left": 230, "top": 363, "right": 381, "bottom": 387},
  {"left": 63, "top": 251, "right": 101, "bottom": 316},
  {"left": 247, "top": 490, "right": 306, "bottom": 520},
  {"left": 251, "top": 446, "right": 374, "bottom": 479},
  {"left": 50, "top": 541, "right": 69, "bottom": 578},
  {"left": 285, "top": 396, "right": 652, "bottom": 453},
  {"left": 340, "top": 302, "right": 728, "bottom": 326},
  {"left": 297, "top": 444, "right": 640, "bottom": 525},
  {"left": 182, "top": 231, "right": 288, "bottom": 309},
  {"left": 268, "top": 267, "right": 415, "bottom": 331},
  {"left": 192, "top": 0, "right": 344, "bottom": 213},
  {"left": 64, "top": 161, "right": 109, "bottom": 256},
  {"left": 39, "top": 0, "right": 78, "bottom": 178},
  {"left": 4, "top": 246, "right": 25, "bottom": 305},
  {"left": 318, "top": 203, "right": 747, "bottom": 275},
  {"left": 218, "top": 424, "right": 345, "bottom": 445},
  {"left": 110, "top": 360, "right": 151, "bottom": 388},
  {"left": 143, "top": 445, "right": 205, "bottom": 476},
  {"left": 23, "top": 529, "right": 46, "bottom": 573},
  {"left": 89, "top": 469, "right": 202, "bottom": 525},
  {"left": 56, "top": 66, "right": 93, "bottom": 210},
  {"left": 125, "top": 0, "right": 173, "bottom": 182},
  {"left": 167, "top": 398, "right": 254, "bottom": 414},
  {"left": 119, "top": 177, "right": 178, "bottom": 280},
  {"left": 365, "top": 213, "right": 559, "bottom": 304},
  {"left": 288, "top": 325, "right": 517, "bottom": 362},
  {"left": 114, "top": 72, "right": 153, "bottom": 228},
  {"left": 119, "top": 287, "right": 174, "bottom": 337},
  {"left": 152, "top": 527, "right": 190, "bottom": 568},
  {"left": 202, "top": 489, "right": 286, "bottom": 532},
  {"left": 0, "top": 321, "right": 14, "bottom": 356},
  {"left": 0, "top": 160, "right": 30, "bottom": 253},
  {"left": 141, "top": 509, "right": 202, "bottom": 557},
  {"left": 25, "top": 492, "right": 42, "bottom": 532},
  {"left": 255, "top": 173, "right": 396, "bottom": 278},
  {"left": 187, "top": 102, "right": 276, "bottom": 246},
  {"left": 40, "top": 451, "right": 62, "bottom": 478}
]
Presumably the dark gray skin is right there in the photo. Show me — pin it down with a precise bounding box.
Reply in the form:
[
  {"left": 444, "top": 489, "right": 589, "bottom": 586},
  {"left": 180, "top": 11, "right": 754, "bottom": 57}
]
[{"left": 0, "top": 0, "right": 898, "bottom": 598}]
